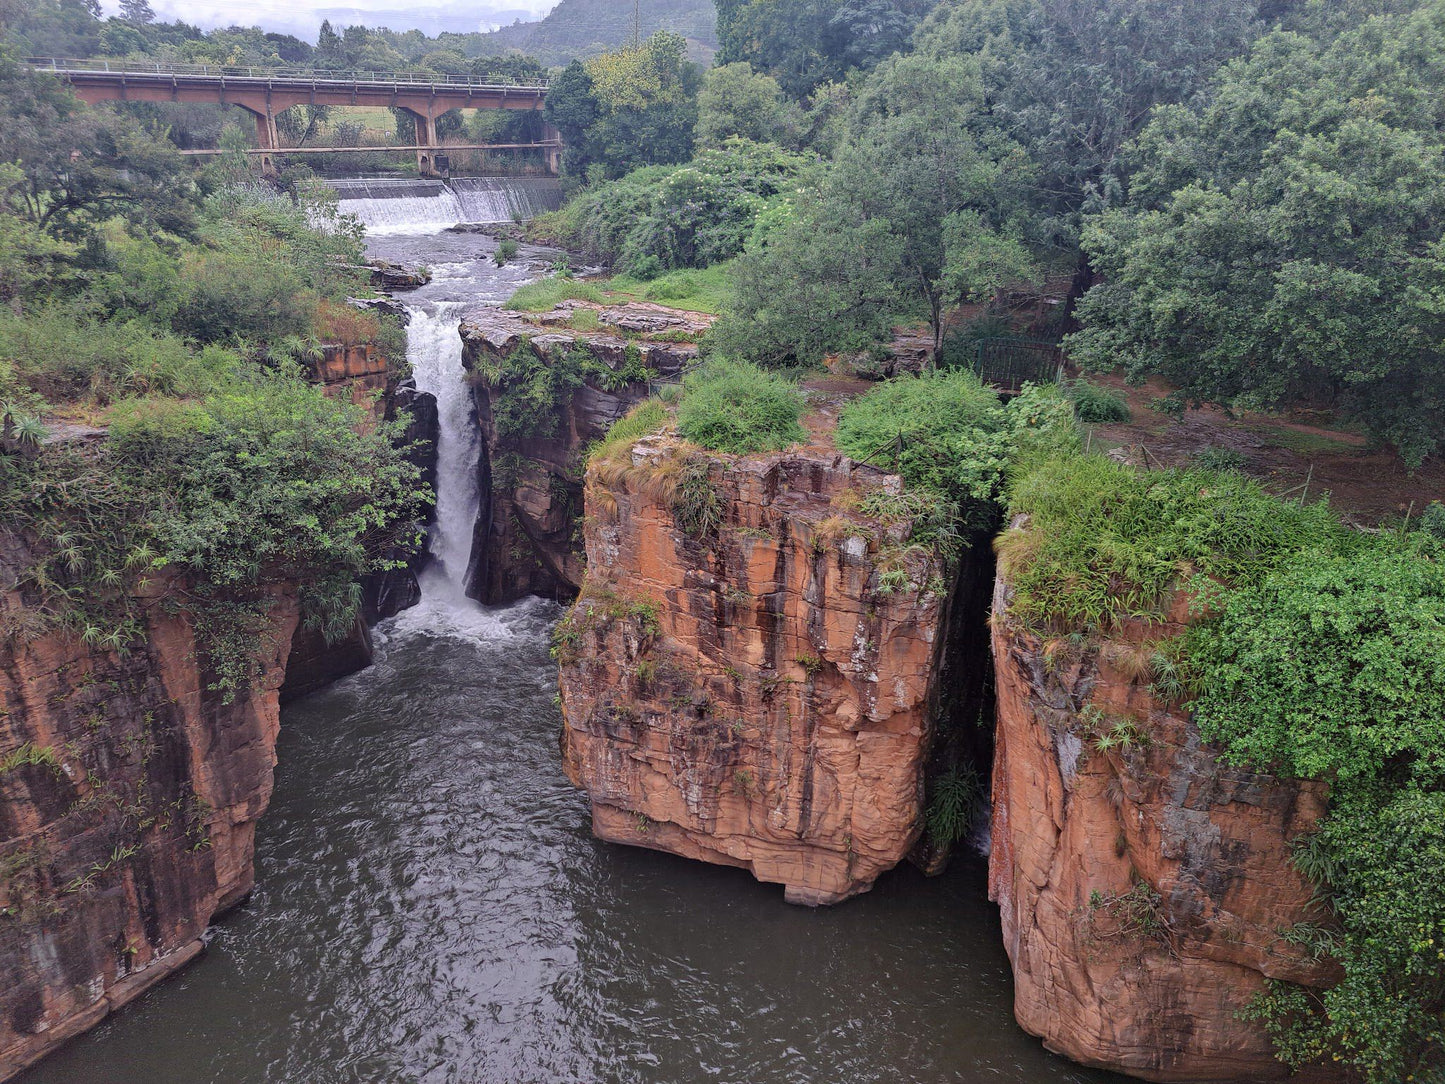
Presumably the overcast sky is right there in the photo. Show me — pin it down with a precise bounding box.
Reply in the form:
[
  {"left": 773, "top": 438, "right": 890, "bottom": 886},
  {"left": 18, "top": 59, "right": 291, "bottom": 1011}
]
[{"left": 98, "top": 1, "right": 560, "bottom": 39}]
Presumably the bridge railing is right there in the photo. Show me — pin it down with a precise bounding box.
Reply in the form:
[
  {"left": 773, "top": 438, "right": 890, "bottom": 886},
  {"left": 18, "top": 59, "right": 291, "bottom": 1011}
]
[{"left": 25, "top": 57, "right": 549, "bottom": 90}]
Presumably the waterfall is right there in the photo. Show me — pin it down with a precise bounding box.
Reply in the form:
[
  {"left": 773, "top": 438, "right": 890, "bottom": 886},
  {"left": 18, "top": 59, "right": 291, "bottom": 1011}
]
[
  {"left": 331, "top": 176, "right": 562, "bottom": 234},
  {"left": 404, "top": 303, "right": 480, "bottom": 601}
]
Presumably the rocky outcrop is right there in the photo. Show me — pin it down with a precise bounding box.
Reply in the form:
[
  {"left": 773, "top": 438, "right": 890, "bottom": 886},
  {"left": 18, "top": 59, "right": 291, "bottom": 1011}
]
[
  {"left": 364, "top": 258, "right": 431, "bottom": 291},
  {"left": 558, "top": 435, "right": 953, "bottom": 905},
  {"left": 988, "top": 549, "right": 1337, "bottom": 1081},
  {"left": 0, "top": 577, "right": 300, "bottom": 1080},
  {"left": 458, "top": 304, "right": 698, "bottom": 604}
]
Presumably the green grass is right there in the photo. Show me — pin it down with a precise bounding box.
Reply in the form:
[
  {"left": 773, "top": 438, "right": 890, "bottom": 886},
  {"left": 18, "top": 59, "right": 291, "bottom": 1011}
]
[
  {"left": 676, "top": 359, "right": 805, "bottom": 454},
  {"left": 607, "top": 262, "right": 735, "bottom": 315},
  {"left": 1000, "top": 453, "right": 1349, "bottom": 633},
  {"left": 504, "top": 278, "right": 608, "bottom": 312},
  {"left": 588, "top": 398, "right": 669, "bottom": 464},
  {"left": 504, "top": 262, "right": 735, "bottom": 318}
]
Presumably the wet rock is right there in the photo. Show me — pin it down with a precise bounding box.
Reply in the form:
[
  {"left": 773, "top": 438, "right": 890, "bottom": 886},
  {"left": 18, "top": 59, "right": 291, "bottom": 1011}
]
[
  {"left": 457, "top": 306, "right": 698, "bottom": 605},
  {"left": 364, "top": 258, "right": 431, "bottom": 291},
  {"left": 0, "top": 573, "right": 301, "bottom": 1079}
]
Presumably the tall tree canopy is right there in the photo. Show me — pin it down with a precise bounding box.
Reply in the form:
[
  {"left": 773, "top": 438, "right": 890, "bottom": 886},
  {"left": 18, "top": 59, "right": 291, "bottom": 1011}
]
[
  {"left": 1069, "top": 0, "right": 1445, "bottom": 465},
  {"left": 544, "top": 32, "right": 699, "bottom": 180}
]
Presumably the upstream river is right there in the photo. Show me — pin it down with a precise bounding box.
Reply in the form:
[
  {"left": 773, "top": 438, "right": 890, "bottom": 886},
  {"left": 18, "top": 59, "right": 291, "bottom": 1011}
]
[{"left": 21, "top": 179, "right": 1117, "bottom": 1084}]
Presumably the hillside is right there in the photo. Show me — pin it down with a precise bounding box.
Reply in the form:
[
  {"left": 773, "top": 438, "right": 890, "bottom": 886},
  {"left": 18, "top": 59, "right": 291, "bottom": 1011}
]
[{"left": 477, "top": 0, "right": 717, "bottom": 66}]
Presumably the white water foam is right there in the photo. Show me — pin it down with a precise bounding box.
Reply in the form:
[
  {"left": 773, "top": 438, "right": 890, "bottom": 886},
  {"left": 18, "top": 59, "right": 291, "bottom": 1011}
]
[
  {"left": 404, "top": 303, "right": 481, "bottom": 605},
  {"left": 335, "top": 177, "right": 561, "bottom": 234}
]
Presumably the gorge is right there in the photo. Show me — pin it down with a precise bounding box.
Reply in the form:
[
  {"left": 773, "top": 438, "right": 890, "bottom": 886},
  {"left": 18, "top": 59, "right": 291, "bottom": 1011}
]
[{"left": 5, "top": 182, "right": 1330, "bottom": 1084}]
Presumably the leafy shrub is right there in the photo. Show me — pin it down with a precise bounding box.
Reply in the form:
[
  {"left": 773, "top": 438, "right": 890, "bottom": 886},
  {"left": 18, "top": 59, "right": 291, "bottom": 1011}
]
[
  {"left": 1065, "top": 378, "right": 1130, "bottom": 424},
  {"left": 539, "top": 139, "right": 808, "bottom": 273},
  {"left": 836, "top": 370, "right": 1006, "bottom": 497},
  {"left": 0, "top": 307, "right": 233, "bottom": 404},
  {"left": 1420, "top": 501, "right": 1445, "bottom": 542},
  {"left": 926, "top": 765, "right": 981, "bottom": 846},
  {"left": 494, "top": 239, "right": 519, "bottom": 266},
  {"left": 173, "top": 248, "right": 316, "bottom": 345},
  {"left": 676, "top": 359, "right": 805, "bottom": 454}
]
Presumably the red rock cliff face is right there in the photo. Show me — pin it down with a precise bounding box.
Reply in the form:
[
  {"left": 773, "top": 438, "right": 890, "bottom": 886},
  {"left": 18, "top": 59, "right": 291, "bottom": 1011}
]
[
  {"left": 0, "top": 576, "right": 299, "bottom": 1080},
  {"left": 558, "top": 435, "right": 950, "bottom": 905},
  {"left": 459, "top": 305, "right": 698, "bottom": 604},
  {"left": 988, "top": 544, "right": 1337, "bottom": 1081}
]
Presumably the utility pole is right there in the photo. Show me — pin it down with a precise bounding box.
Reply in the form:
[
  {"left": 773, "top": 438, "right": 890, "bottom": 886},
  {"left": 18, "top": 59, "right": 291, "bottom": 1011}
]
[{"left": 633, "top": 0, "right": 640, "bottom": 48}]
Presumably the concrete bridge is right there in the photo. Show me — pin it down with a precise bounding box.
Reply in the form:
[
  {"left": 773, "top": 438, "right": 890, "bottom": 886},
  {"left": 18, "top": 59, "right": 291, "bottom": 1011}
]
[{"left": 28, "top": 58, "right": 559, "bottom": 176}]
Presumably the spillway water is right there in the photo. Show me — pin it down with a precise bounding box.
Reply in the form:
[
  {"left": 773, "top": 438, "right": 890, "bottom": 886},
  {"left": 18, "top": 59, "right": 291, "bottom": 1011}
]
[
  {"left": 330, "top": 176, "right": 563, "bottom": 235},
  {"left": 19, "top": 190, "right": 1121, "bottom": 1084}
]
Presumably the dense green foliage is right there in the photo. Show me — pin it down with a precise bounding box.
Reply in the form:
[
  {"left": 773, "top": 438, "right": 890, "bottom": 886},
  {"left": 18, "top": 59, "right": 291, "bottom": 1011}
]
[
  {"left": 696, "top": 63, "right": 798, "bottom": 147},
  {"left": 1002, "top": 455, "right": 1347, "bottom": 633},
  {"left": 544, "top": 33, "right": 701, "bottom": 181},
  {"left": 675, "top": 359, "right": 806, "bottom": 453},
  {"left": 531, "top": 139, "right": 807, "bottom": 272},
  {"left": 716, "top": 0, "right": 935, "bottom": 96},
  {"left": 1070, "top": 1, "right": 1445, "bottom": 465},
  {"left": 836, "top": 373, "right": 1076, "bottom": 534},
  {"left": 1194, "top": 551, "right": 1445, "bottom": 1080}
]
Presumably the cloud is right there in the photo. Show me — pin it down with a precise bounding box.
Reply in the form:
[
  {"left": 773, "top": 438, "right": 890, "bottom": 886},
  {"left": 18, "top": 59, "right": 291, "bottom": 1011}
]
[{"left": 101, "top": 1, "right": 557, "bottom": 39}]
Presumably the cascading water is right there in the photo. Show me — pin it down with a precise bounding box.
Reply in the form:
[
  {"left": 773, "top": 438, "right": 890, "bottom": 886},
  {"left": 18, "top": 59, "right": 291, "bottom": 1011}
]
[
  {"left": 403, "top": 302, "right": 479, "bottom": 601},
  {"left": 330, "top": 176, "right": 562, "bottom": 234}
]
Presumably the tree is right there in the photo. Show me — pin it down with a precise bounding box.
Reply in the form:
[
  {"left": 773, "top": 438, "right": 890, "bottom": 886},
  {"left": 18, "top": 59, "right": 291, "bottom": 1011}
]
[
  {"left": 913, "top": 0, "right": 1267, "bottom": 246},
  {"left": 696, "top": 62, "right": 795, "bottom": 147},
  {"left": 0, "top": 51, "right": 192, "bottom": 242},
  {"left": 1069, "top": 2, "right": 1445, "bottom": 466},
  {"left": 832, "top": 51, "right": 1034, "bottom": 354},
  {"left": 546, "top": 33, "right": 698, "bottom": 180},
  {"left": 118, "top": 0, "right": 154, "bottom": 24},
  {"left": 315, "top": 20, "right": 345, "bottom": 69}
]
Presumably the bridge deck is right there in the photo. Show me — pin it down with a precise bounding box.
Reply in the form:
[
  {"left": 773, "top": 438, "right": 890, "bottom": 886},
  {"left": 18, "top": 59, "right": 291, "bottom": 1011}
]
[{"left": 26, "top": 58, "right": 548, "bottom": 95}]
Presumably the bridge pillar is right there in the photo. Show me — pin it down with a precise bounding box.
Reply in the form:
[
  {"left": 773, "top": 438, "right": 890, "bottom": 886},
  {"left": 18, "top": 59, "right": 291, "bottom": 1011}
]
[
  {"left": 409, "top": 111, "right": 442, "bottom": 178},
  {"left": 542, "top": 121, "right": 562, "bottom": 176},
  {"left": 243, "top": 107, "right": 281, "bottom": 178}
]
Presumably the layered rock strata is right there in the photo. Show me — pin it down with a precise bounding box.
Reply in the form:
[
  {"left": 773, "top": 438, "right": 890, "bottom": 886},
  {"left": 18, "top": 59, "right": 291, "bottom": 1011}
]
[
  {"left": 558, "top": 435, "right": 952, "bottom": 904},
  {"left": 989, "top": 534, "right": 1337, "bottom": 1082},
  {"left": 459, "top": 304, "right": 700, "bottom": 604},
  {"left": 0, "top": 577, "right": 300, "bottom": 1079}
]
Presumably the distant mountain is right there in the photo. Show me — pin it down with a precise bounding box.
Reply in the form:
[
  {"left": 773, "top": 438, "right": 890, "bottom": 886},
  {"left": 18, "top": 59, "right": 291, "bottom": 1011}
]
[{"left": 478, "top": 0, "right": 718, "bottom": 67}]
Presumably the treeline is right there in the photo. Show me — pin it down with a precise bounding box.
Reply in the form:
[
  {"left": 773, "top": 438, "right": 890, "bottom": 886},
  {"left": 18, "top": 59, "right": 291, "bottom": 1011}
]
[
  {"left": 536, "top": 0, "right": 1444, "bottom": 468},
  {"left": 0, "top": 50, "right": 424, "bottom": 696}
]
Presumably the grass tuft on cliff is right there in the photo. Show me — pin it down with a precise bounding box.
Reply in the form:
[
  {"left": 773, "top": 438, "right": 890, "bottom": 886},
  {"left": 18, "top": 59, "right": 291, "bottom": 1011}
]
[{"left": 676, "top": 359, "right": 806, "bottom": 455}]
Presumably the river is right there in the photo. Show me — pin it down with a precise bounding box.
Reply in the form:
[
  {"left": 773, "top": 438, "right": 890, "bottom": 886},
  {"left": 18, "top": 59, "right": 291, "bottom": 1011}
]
[{"left": 20, "top": 179, "right": 1117, "bottom": 1084}]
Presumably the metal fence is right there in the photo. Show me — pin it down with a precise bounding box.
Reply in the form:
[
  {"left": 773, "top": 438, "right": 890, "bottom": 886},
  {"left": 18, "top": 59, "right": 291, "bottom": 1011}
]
[
  {"left": 26, "top": 57, "right": 549, "bottom": 89},
  {"left": 974, "top": 338, "right": 1065, "bottom": 392}
]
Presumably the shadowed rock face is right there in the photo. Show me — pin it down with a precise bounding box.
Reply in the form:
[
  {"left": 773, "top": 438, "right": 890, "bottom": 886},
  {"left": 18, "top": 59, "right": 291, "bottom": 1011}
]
[
  {"left": 458, "top": 306, "right": 697, "bottom": 605},
  {"left": 0, "top": 576, "right": 300, "bottom": 1081},
  {"left": 988, "top": 553, "right": 1339, "bottom": 1082},
  {"left": 558, "top": 435, "right": 952, "bottom": 905}
]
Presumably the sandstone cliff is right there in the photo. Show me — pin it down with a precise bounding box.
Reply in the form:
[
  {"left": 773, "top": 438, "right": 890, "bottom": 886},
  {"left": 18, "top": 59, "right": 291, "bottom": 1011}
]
[
  {"left": 458, "top": 303, "right": 701, "bottom": 604},
  {"left": 0, "top": 578, "right": 299, "bottom": 1079},
  {"left": 988, "top": 537, "right": 1337, "bottom": 1082},
  {"left": 558, "top": 433, "right": 954, "bottom": 904}
]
